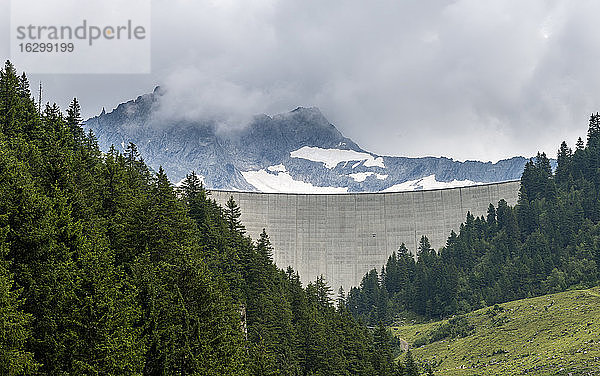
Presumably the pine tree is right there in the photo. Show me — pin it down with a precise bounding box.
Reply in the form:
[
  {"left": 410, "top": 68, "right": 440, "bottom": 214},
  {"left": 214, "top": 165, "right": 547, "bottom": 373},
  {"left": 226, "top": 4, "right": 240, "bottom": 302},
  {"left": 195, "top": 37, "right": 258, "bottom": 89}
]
[
  {"left": 486, "top": 203, "right": 496, "bottom": 227},
  {"left": 556, "top": 141, "right": 573, "bottom": 185},
  {"left": 517, "top": 190, "right": 535, "bottom": 237},
  {"left": 180, "top": 171, "right": 205, "bottom": 201},
  {"left": 337, "top": 286, "right": 346, "bottom": 311},
  {"left": 418, "top": 235, "right": 433, "bottom": 260},
  {"left": 315, "top": 275, "right": 334, "bottom": 308},
  {"left": 15, "top": 72, "right": 39, "bottom": 137},
  {"left": 587, "top": 112, "right": 600, "bottom": 148},
  {"left": 18, "top": 72, "right": 30, "bottom": 98},
  {"left": 404, "top": 350, "right": 419, "bottom": 376},
  {"left": 535, "top": 152, "right": 552, "bottom": 178},
  {"left": 382, "top": 252, "right": 398, "bottom": 295},
  {"left": 257, "top": 229, "right": 274, "bottom": 269},
  {"left": 0, "top": 61, "right": 20, "bottom": 135},
  {"left": 124, "top": 142, "right": 140, "bottom": 169},
  {"left": 65, "top": 98, "right": 84, "bottom": 141},
  {"left": 226, "top": 196, "right": 245, "bottom": 234},
  {"left": 372, "top": 323, "right": 394, "bottom": 376}
]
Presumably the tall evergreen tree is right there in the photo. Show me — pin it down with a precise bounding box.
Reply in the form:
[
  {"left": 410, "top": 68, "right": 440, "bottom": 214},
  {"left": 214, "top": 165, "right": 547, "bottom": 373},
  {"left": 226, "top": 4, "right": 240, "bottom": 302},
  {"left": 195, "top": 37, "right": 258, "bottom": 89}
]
[
  {"left": 0, "top": 61, "right": 20, "bottom": 135},
  {"left": 372, "top": 323, "right": 395, "bottom": 376},
  {"left": 65, "top": 98, "right": 84, "bottom": 141},
  {"left": 404, "top": 350, "right": 419, "bottom": 376},
  {"left": 226, "top": 196, "right": 245, "bottom": 234},
  {"left": 587, "top": 112, "right": 600, "bottom": 148},
  {"left": 556, "top": 141, "right": 573, "bottom": 185}
]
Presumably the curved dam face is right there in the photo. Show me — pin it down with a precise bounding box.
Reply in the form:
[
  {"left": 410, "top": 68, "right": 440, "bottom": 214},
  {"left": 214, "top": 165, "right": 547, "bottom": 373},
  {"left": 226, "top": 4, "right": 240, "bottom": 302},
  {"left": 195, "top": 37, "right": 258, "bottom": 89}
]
[{"left": 210, "top": 180, "right": 521, "bottom": 291}]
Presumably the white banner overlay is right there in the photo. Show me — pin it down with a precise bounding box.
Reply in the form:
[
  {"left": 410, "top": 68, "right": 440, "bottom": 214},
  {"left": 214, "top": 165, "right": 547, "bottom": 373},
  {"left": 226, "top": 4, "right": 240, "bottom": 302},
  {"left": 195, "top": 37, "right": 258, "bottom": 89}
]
[{"left": 10, "top": 0, "right": 151, "bottom": 74}]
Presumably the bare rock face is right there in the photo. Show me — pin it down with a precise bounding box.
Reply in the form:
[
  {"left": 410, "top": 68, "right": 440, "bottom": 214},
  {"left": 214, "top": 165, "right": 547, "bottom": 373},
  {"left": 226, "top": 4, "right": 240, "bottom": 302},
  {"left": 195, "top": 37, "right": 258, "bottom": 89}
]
[{"left": 84, "top": 89, "right": 531, "bottom": 192}]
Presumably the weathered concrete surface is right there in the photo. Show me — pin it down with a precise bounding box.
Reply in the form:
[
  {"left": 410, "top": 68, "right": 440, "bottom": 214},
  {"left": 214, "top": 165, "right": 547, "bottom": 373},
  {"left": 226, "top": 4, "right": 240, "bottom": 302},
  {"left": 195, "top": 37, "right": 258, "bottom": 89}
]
[{"left": 210, "top": 181, "right": 520, "bottom": 291}]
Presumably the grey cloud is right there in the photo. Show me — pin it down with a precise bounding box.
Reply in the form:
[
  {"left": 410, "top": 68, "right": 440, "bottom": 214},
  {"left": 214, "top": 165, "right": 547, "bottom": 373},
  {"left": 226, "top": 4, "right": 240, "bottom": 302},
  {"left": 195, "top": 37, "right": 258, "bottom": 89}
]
[
  {"left": 2, "top": 0, "right": 599, "bottom": 162},
  {"left": 149, "top": 66, "right": 284, "bottom": 131}
]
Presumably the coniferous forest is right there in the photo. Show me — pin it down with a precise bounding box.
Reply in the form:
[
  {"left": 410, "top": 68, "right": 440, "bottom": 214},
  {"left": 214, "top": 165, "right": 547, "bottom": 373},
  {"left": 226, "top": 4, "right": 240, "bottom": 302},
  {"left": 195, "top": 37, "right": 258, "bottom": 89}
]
[
  {"left": 347, "top": 118, "right": 600, "bottom": 325},
  {"left": 0, "top": 61, "right": 417, "bottom": 375}
]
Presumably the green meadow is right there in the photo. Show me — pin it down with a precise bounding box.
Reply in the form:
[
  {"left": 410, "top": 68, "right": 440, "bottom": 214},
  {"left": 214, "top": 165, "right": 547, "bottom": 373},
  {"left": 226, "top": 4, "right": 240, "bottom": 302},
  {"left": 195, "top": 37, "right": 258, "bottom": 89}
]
[{"left": 392, "top": 287, "right": 600, "bottom": 375}]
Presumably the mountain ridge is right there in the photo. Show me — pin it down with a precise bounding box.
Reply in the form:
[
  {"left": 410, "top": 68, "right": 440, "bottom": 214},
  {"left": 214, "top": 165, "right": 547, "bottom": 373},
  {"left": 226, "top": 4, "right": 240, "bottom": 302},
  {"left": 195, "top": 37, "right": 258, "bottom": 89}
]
[{"left": 84, "top": 89, "right": 533, "bottom": 192}]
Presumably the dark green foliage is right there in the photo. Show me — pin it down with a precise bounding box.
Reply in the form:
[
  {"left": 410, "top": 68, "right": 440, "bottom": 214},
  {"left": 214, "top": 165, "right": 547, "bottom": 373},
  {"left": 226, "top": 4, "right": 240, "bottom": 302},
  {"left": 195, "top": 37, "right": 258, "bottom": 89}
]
[
  {"left": 349, "top": 114, "right": 600, "bottom": 325},
  {"left": 403, "top": 350, "right": 419, "bottom": 376},
  {"left": 0, "top": 227, "right": 38, "bottom": 374},
  {"left": 65, "top": 98, "right": 84, "bottom": 142},
  {"left": 372, "top": 323, "right": 395, "bottom": 376},
  {"left": 0, "top": 61, "right": 400, "bottom": 375},
  {"left": 226, "top": 195, "right": 245, "bottom": 234},
  {"left": 587, "top": 113, "right": 600, "bottom": 148}
]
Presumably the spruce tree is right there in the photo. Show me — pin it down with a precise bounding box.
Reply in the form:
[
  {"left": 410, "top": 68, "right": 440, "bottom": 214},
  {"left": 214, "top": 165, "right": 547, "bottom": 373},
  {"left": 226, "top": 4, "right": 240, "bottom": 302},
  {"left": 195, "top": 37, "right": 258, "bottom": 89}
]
[
  {"left": 373, "top": 323, "right": 394, "bottom": 376},
  {"left": 404, "top": 350, "right": 419, "bottom": 376},
  {"left": 0, "top": 61, "right": 20, "bottom": 134},
  {"left": 226, "top": 196, "right": 245, "bottom": 234},
  {"left": 65, "top": 98, "right": 84, "bottom": 141},
  {"left": 337, "top": 286, "right": 346, "bottom": 311},
  {"left": 257, "top": 229, "right": 274, "bottom": 269},
  {"left": 556, "top": 141, "right": 573, "bottom": 185},
  {"left": 587, "top": 112, "right": 600, "bottom": 148},
  {"left": 417, "top": 235, "right": 433, "bottom": 260}
]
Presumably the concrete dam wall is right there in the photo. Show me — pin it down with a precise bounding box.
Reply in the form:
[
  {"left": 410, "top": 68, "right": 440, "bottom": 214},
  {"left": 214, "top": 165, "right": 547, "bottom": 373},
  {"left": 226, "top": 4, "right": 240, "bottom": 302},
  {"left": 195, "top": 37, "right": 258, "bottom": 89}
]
[{"left": 210, "top": 180, "right": 521, "bottom": 291}]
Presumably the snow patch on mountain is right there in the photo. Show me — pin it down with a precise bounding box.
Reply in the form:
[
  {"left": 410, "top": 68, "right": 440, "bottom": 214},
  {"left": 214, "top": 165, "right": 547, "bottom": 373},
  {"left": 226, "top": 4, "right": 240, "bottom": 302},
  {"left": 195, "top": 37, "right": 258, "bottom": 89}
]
[
  {"left": 382, "top": 175, "right": 481, "bottom": 192},
  {"left": 376, "top": 174, "right": 388, "bottom": 180},
  {"left": 290, "top": 146, "right": 385, "bottom": 169},
  {"left": 363, "top": 156, "right": 385, "bottom": 168},
  {"left": 242, "top": 169, "right": 348, "bottom": 193},
  {"left": 349, "top": 172, "right": 374, "bottom": 182},
  {"left": 267, "top": 164, "right": 287, "bottom": 173}
]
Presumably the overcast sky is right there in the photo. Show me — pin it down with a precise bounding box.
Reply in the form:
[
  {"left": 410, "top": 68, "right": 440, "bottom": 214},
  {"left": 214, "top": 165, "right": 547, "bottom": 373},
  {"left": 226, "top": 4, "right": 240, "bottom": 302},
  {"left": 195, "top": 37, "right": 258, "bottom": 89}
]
[{"left": 2, "top": 0, "right": 600, "bottom": 162}]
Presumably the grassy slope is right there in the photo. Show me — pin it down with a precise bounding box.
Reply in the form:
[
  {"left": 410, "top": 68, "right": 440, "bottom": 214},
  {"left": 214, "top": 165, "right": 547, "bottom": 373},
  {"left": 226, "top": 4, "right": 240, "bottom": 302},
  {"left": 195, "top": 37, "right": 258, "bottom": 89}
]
[{"left": 391, "top": 287, "right": 600, "bottom": 375}]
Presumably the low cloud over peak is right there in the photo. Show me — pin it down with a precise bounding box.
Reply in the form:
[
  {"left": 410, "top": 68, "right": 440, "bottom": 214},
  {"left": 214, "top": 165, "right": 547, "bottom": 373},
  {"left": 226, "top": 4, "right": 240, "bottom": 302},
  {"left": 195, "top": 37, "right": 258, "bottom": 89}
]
[{"left": 13, "top": 0, "right": 600, "bottom": 162}]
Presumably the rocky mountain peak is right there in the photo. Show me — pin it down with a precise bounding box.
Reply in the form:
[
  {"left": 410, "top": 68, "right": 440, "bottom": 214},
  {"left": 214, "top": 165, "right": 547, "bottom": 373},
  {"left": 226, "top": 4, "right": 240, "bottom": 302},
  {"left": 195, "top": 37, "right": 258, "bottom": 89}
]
[{"left": 84, "top": 89, "right": 530, "bottom": 192}]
